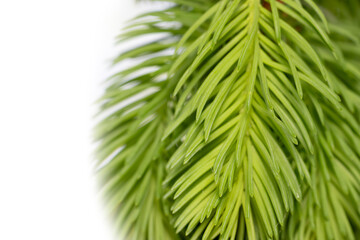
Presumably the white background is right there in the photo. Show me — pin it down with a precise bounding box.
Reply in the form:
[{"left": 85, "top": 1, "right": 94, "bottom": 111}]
[{"left": 0, "top": 1, "right": 161, "bottom": 239}]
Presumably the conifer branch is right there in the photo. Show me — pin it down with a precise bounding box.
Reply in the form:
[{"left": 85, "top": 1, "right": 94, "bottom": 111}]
[{"left": 95, "top": 0, "right": 360, "bottom": 239}]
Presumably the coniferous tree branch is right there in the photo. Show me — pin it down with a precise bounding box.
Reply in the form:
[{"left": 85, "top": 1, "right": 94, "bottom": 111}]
[{"left": 95, "top": 0, "right": 360, "bottom": 239}]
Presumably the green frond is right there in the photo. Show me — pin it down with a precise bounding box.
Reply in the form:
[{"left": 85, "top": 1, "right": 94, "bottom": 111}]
[
  {"left": 95, "top": 0, "right": 360, "bottom": 239},
  {"left": 95, "top": 4, "right": 196, "bottom": 239}
]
